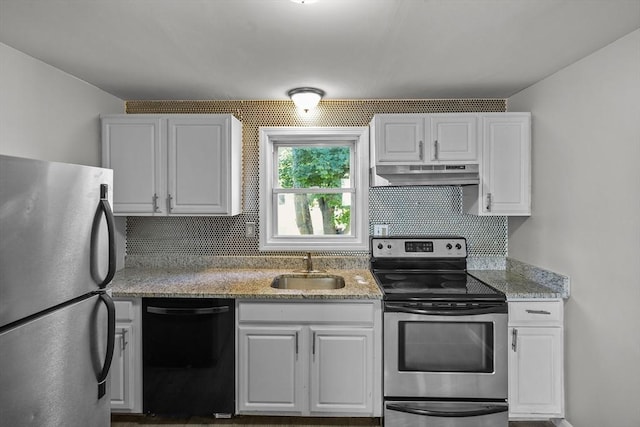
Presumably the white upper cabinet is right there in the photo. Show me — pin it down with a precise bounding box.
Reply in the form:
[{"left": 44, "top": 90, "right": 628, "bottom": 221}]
[
  {"left": 430, "top": 114, "right": 478, "bottom": 162},
  {"left": 463, "top": 113, "right": 531, "bottom": 216},
  {"left": 102, "top": 114, "right": 242, "bottom": 216},
  {"left": 371, "top": 113, "right": 478, "bottom": 164},
  {"left": 101, "top": 116, "right": 164, "bottom": 214},
  {"left": 373, "top": 114, "right": 424, "bottom": 163}
]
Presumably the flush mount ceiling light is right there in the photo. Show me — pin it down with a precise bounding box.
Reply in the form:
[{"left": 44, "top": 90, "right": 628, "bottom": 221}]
[
  {"left": 290, "top": 0, "right": 318, "bottom": 4},
  {"left": 287, "top": 87, "right": 325, "bottom": 112}
]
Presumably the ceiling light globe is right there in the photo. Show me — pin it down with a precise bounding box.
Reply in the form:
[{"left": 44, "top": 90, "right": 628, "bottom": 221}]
[{"left": 287, "top": 87, "right": 325, "bottom": 112}]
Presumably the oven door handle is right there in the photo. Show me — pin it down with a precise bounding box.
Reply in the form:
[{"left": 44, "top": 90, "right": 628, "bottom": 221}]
[
  {"left": 385, "top": 303, "right": 507, "bottom": 316},
  {"left": 385, "top": 402, "right": 508, "bottom": 418}
]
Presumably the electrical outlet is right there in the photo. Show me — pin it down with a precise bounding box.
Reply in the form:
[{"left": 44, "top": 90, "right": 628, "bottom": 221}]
[
  {"left": 245, "top": 222, "right": 256, "bottom": 238},
  {"left": 373, "top": 224, "right": 389, "bottom": 236}
]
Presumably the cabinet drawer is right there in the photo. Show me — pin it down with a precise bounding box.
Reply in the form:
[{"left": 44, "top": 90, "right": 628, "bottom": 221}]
[
  {"left": 238, "top": 301, "right": 376, "bottom": 325},
  {"left": 115, "top": 299, "right": 136, "bottom": 322},
  {"left": 509, "top": 300, "right": 563, "bottom": 325}
]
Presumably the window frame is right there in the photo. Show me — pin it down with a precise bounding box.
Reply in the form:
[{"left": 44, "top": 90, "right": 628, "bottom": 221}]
[{"left": 259, "top": 126, "right": 369, "bottom": 251}]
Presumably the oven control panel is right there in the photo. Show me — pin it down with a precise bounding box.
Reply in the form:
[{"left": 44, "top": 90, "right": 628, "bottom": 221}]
[{"left": 371, "top": 236, "right": 467, "bottom": 258}]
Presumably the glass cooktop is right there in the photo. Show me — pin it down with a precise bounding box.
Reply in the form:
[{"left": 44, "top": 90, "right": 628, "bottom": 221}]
[{"left": 373, "top": 271, "right": 505, "bottom": 301}]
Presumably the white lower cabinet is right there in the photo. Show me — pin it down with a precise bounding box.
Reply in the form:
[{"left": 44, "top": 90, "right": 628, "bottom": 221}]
[
  {"left": 110, "top": 298, "right": 142, "bottom": 413},
  {"left": 237, "top": 300, "right": 381, "bottom": 417},
  {"left": 310, "top": 327, "right": 374, "bottom": 414},
  {"left": 238, "top": 326, "right": 304, "bottom": 413},
  {"left": 508, "top": 299, "right": 564, "bottom": 420}
]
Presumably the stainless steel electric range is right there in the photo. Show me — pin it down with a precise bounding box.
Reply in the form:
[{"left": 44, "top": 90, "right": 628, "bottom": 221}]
[{"left": 371, "top": 236, "right": 508, "bottom": 427}]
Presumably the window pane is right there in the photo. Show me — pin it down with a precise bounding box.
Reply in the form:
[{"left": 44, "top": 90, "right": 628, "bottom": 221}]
[
  {"left": 277, "top": 146, "right": 351, "bottom": 189},
  {"left": 276, "top": 193, "right": 352, "bottom": 236}
]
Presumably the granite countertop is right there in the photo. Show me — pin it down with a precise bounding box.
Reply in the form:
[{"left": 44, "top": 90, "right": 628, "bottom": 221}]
[
  {"left": 109, "top": 267, "right": 383, "bottom": 300},
  {"left": 469, "top": 269, "right": 567, "bottom": 299},
  {"left": 110, "top": 256, "right": 568, "bottom": 301}
]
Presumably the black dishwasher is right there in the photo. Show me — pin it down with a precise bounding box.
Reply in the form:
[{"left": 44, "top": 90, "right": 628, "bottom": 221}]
[{"left": 142, "top": 298, "right": 235, "bottom": 417}]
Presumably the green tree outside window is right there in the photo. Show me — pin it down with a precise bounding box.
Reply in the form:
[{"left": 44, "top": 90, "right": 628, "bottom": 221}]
[{"left": 278, "top": 146, "right": 351, "bottom": 235}]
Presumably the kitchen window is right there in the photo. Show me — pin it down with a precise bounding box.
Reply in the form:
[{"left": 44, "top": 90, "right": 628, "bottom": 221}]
[{"left": 259, "top": 127, "right": 369, "bottom": 251}]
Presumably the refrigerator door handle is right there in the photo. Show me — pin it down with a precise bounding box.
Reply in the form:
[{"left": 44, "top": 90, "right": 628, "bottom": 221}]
[
  {"left": 96, "top": 291, "right": 116, "bottom": 399},
  {"left": 97, "top": 184, "right": 116, "bottom": 289}
]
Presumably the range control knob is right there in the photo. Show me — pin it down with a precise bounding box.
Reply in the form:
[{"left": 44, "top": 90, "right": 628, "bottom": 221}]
[
  {"left": 446, "top": 243, "right": 453, "bottom": 250},
  {"left": 377, "top": 243, "right": 384, "bottom": 250},
  {"left": 456, "top": 243, "right": 462, "bottom": 250}
]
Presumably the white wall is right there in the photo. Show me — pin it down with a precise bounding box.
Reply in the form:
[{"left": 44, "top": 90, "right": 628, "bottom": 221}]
[
  {"left": 0, "top": 43, "right": 127, "bottom": 269},
  {"left": 508, "top": 29, "right": 640, "bottom": 427},
  {"left": 0, "top": 43, "right": 124, "bottom": 166}
]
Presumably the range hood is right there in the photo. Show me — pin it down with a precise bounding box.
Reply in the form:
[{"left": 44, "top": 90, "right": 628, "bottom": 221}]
[{"left": 371, "top": 164, "right": 480, "bottom": 186}]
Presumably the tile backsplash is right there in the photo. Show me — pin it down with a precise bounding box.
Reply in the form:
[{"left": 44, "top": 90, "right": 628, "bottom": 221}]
[{"left": 124, "top": 99, "right": 507, "bottom": 265}]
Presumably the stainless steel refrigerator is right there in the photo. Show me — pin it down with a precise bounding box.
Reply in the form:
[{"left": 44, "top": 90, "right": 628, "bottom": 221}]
[{"left": 0, "top": 155, "right": 116, "bottom": 426}]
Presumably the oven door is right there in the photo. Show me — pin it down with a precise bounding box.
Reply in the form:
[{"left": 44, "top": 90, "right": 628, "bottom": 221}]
[
  {"left": 385, "top": 400, "right": 508, "bottom": 427},
  {"left": 384, "top": 302, "right": 507, "bottom": 399}
]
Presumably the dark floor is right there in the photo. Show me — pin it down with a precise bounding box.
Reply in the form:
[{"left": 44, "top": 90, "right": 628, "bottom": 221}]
[{"left": 112, "top": 414, "right": 555, "bottom": 427}]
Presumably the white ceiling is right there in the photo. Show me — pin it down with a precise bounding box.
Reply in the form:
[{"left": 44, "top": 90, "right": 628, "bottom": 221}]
[{"left": 1, "top": 0, "right": 639, "bottom": 101}]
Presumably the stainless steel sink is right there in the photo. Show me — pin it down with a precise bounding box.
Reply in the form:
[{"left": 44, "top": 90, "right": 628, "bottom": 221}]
[{"left": 271, "top": 274, "right": 346, "bottom": 290}]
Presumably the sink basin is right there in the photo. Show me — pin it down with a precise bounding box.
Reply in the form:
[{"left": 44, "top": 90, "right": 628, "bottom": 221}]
[{"left": 271, "top": 274, "right": 346, "bottom": 290}]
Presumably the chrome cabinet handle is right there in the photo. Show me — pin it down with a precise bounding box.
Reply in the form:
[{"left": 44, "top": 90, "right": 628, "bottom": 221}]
[
  {"left": 526, "top": 309, "right": 552, "bottom": 315},
  {"left": 152, "top": 193, "right": 159, "bottom": 212},
  {"left": 434, "top": 140, "right": 439, "bottom": 160},
  {"left": 418, "top": 140, "right": 424, "bottom": 160},
  {"left": 121, "top": 329, "right": 128, "bottom": 352},
  {"left": 512, "top": 328, "right": 518, "bottom": 352},
  {"left": 486, "top": 193, "right": 492, "bottom": 212},
  {"left": 167, "top": 194, "right": 173, "bottom": 211},
  {"left": 295, "top": 331, "right": 299, "bottom": 356},
  {"left": 312, "top": 332, "right": 316, "bottom": 356}
]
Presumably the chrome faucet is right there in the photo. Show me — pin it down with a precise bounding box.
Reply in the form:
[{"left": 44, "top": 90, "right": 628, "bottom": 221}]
[{"left": 303, "top": 252, "right": 313, "bottom": 273}]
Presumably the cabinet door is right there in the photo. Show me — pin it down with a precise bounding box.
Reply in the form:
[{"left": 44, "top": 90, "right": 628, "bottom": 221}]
[
  {"left": 509, "top": 327, "right": 563, "bottom": 417},
  {"left": 238, "top": 326, "right": 304, "bottom": 414},
  {"left": 167, "top": 116, "right": 230, "bottom": 214},
  {"left": 111, "top": 298, "right": 142, "bottom": 414},
  {"left": 110, "top": 325, "right": 134, "bottom": 411},
  {"left": 481, "top": 114, "right": 531, "bottom": 215},
  {"left": 101, "top": 116, "right": 164, "bottom": 215},
  {"left": 430, "top": 115, "right": 478, "bottom": 162},
  {"left": 374, "top": 115, "right": 426, "bottom": 163},
  {"left": 309, "top": 328, "right": 373, "bottom": 415}
]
